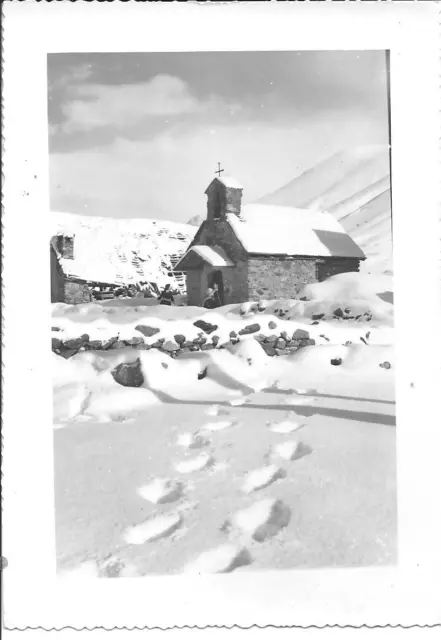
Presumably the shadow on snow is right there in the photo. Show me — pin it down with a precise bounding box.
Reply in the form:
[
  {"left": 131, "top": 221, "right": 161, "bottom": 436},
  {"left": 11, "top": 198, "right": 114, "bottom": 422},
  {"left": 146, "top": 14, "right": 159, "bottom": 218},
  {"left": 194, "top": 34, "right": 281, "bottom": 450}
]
[{"left": 151, "top": 388, "right": 396, "bottom": 427}]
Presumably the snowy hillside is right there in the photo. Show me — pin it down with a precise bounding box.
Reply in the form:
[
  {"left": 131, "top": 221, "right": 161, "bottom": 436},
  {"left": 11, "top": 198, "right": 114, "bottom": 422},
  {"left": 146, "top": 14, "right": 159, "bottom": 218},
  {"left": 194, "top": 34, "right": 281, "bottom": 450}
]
[
  {"left": 51, "top": 212, "right": 196, "bottom": 292},
  {"left": 257, "top": 146, "right": 392, "bottom": 275},
  {"left": 187, "top": 215, "right": 202, "bottom": 227}
]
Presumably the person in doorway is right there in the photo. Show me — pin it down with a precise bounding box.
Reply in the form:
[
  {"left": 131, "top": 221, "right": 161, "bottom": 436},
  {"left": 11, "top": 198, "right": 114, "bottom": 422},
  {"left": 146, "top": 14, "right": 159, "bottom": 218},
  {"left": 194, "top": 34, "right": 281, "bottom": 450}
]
[
  {"left": 212, "top": 284, "right": 222, "bottom": 307},
  {"left": 158, "top": 283, "right": 175, "bottom": 306},
  {"left": 203, "top": 287, "right": 221, "bottom": 309}
]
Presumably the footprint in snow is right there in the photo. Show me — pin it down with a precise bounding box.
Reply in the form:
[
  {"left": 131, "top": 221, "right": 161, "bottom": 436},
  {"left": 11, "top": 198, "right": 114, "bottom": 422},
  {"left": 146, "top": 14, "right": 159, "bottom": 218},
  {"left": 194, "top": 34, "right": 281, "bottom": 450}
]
[
  {"left": 137, "top": 478, "right": 185, "bottom": 504},
  {"left": 267, "top": 414, "right": 306, "bottom": 434},
  {"left": 183, "top": 544, "right": 252, "bottom": 574},
  {"left": 224, "top": 497, "right": 291, "bottom": 542},
  {"left": 123, "top": 512, "right": 182, "bottom": 545},
  {"left": 174, "top": 453, "right": 215, "bottom": 474},
  {"left": 176, "top": 432, "right": 210, "bottom": 449},
  {"left": 270, "top": 440, "right": 312, "bottom": 462},
  {"left": 241, "top": 464, "right": 286, "bottom": 494}
]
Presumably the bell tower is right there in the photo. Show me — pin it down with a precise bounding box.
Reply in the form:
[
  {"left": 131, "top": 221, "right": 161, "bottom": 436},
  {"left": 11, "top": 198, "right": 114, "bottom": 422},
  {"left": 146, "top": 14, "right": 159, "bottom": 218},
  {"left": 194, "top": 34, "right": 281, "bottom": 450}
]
[{"left": 204, "top": 166, "right": 243, "bottom": 223}]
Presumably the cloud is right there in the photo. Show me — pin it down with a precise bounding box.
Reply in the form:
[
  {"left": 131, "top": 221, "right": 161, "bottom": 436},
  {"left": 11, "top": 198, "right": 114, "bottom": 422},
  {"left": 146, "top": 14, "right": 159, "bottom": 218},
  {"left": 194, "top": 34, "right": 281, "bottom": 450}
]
[
  {"left": 60, "top": 75, "right": 237, "bottom": 133},
  {"left": 48, "top": 62, "right": 94, "bottom": 94}
]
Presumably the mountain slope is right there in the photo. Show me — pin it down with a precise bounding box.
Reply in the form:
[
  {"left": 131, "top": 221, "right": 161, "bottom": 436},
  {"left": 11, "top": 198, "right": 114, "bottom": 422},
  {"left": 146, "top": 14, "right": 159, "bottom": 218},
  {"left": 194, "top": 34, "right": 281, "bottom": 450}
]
[
  {"left": 187, "top": 215, "right": 202, "bottom": 227},
  {"left": 51, "top": 212, "right": 196, "bottom": 292},
  {"left": 257, "top": 146, "right": 392, "bottom": 274}
]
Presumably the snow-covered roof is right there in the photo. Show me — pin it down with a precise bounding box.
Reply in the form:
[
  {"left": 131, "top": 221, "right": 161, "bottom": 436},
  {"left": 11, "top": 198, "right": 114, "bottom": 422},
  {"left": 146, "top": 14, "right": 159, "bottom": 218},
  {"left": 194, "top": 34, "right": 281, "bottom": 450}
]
[
  {"left": 217, "top": 175, "right": 243, "bottom": 190},
  {"left": 51, "top": 211, "right": 196, "bottom": 291},
  {"left": 227, "top": 204, "right": 365, "bottom": 259},
  {"left": 175, "top": 245, "right": 235, "bottom": 270},
  {"left": 205, "top": 176, "right": 243, "bottom": 194}
]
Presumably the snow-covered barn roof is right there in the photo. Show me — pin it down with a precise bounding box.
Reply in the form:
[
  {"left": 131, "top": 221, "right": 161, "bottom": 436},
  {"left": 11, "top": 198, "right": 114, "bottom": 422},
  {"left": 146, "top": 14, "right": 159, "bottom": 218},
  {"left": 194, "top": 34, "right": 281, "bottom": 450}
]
[
  {"left": 175, "top": 245, "right": 235, "bottom": 270},
  {"left": 227, "top": 203, "right": 366, "bottom": 259},
  {"left": 51, "top": 212, "right": 196, "bottom": 290}
]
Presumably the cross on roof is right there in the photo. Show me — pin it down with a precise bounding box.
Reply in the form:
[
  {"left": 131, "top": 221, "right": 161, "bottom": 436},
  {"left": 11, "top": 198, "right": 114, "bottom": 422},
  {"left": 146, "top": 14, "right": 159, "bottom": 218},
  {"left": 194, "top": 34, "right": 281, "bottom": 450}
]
[{"left": 215, "top": 162, "right": 224, "bottom": 178}]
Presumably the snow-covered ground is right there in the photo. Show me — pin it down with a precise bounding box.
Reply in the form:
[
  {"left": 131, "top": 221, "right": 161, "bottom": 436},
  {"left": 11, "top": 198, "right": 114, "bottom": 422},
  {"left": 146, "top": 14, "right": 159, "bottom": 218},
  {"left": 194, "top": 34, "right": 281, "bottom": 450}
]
[{"left": 53, "top": 273, "right": 396, "bottom": 577}]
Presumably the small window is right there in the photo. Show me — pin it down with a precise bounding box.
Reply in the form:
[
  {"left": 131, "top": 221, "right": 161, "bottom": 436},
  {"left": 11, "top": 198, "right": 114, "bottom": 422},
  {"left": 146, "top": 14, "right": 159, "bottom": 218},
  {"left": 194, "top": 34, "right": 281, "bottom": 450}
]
[
  {"left": 55, "top": 235, "right": 74, "bottom": 260},
  {"left": 213, "top": 191, "right": 222, "bottom": 220}
]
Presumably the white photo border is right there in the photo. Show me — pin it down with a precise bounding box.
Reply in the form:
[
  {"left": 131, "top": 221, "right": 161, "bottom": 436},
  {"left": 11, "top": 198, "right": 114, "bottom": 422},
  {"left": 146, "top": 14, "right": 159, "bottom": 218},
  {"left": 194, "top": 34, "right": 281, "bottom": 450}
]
[{"left": 3, "top": 0, "right": 441, "bottom": 629}]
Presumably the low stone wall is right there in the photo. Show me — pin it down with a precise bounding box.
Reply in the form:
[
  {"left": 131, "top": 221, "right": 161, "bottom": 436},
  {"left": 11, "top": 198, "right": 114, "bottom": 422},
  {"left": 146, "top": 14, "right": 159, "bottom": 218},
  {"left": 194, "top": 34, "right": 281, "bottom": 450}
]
[
  {"left": 64, "top": 281, "right": 93, "bottom": 305},
  {"left": 51, "top": 320, "right": 315, "bottom": 360}
]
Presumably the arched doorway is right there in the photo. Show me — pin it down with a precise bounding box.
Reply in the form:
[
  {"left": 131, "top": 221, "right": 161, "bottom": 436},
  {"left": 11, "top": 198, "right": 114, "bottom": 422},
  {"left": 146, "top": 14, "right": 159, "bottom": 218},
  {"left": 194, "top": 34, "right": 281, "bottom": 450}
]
[{"left": 209, "top": 270, "right": 225, "bottom": 305}]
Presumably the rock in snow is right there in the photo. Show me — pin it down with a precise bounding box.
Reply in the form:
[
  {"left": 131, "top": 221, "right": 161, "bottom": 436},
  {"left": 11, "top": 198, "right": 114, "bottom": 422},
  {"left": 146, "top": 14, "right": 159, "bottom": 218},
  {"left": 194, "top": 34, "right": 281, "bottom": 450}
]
[
  {"left": 175, "top": 453, "right": 214, "bottom": 474},
  {"left": 162, "top": 339, "right": 180, "bottom": 352},
  {"left": 292, "top": 328, "right": 310, "bottom": 340},
  {"left": 137, "top": 478, "right": 184, "bottom": 504},
  {"left": 229, "top": 498, "right": 291, "bottom": 542},
  {"left": 111, "top": 358, "right": 144, "bottom": 388},
  {"left": 123, "top": 512, "right": 182, "bottom": 544},
  {"left": 183, "top": 544, "right": 252, "bottom": 574},
  {"left": 135, "top": 325, "right": 160, "bottom": 338},
  {"left": 242, "top": 464, "right": 286, "bottom": 494},
  {"left": 193, "top": 320, "right": 218, "bottom": 334},
  {"left": 238, "top": 323, "right": 261, "bottom": 335}
]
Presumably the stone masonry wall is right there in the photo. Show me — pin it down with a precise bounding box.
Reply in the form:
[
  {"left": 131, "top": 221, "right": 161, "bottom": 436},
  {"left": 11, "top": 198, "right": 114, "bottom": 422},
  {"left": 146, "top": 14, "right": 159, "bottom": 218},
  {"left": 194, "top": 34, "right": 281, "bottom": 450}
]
[
  {"left": 206, "top": 179, "right": 242, "bottom": 222},
  {"left": 186, "top": 270, "right": 202, "bottom": 306},
  {"left": 248, "top": 257, "right": 318, "bottom": 300},
  {"left": 197, "top": 219, "right": 249, "bottom": 304},
  {"left": 317, "top": 257, "right": 361, "bottom": 281},
  {"left": 64, "top": 281, "right": 93, "bottom": 305},
  {"left": 218, "top": 263, "right": 248, "bottom": 305},
  {"left": 51, "top": 245, "right": 65, "bottom": 303}
]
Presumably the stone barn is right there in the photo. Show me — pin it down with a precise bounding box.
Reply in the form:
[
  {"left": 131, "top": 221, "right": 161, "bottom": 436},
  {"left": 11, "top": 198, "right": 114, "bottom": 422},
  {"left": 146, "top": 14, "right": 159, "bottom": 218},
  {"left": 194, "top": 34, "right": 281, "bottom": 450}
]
[
  {"left": 50, "top": 242, "right": 65, "bottom": 303},
  {"left": 50, "top": 235, "right": 93, "bottom": 304},
  {"left": 175, "top": 175, "right": 366, "bottom": 306}
]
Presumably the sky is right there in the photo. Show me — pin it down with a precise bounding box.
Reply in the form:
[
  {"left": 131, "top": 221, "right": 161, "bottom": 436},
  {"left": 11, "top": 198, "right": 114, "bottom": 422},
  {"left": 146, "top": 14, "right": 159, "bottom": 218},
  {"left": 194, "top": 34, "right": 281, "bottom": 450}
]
[{"left": 48, "top": 51, "right": 389, "bottom": 223}]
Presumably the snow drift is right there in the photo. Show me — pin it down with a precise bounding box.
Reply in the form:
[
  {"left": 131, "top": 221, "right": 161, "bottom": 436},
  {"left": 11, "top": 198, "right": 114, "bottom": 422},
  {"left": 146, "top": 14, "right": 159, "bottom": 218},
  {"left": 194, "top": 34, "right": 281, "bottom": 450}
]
[{"left": 52, "top": 272, "right": 394, "bottom": 426}]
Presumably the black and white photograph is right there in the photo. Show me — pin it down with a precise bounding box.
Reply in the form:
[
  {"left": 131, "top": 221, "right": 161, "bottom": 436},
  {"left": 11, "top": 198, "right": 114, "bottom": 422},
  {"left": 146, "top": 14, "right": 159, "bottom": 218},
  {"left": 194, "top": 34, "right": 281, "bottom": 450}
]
[
  {"left": 49, "top": 49, "right": 396, "bottom": 578},
  {"left": 3, "top": 1, "right": 440, "bottom": 630}
]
